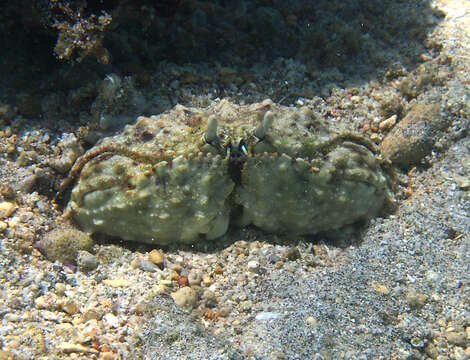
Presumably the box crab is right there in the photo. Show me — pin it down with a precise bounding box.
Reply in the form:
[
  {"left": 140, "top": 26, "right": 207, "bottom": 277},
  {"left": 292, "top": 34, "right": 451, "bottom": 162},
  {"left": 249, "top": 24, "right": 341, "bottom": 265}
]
[{"left": 63, "top": 99, "right": 395, "bottom": 244}]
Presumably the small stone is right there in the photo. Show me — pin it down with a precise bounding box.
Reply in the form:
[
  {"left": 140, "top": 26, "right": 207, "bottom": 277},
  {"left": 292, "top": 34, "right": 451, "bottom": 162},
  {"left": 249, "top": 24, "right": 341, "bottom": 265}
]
[
  {"left": 268, "top": 254, "right": 281, "bottom": 263},
  {"left": 0, "top": 221, "right": 7, "bottom": 232},
  {"left": 148, "top": 249, "right": 164, "bottom": 266},
  {"left": 205, "top": 299, "right": 218, "bottom": 309},
  {"left": 446, "top": 331, "right": 467, "bottom": 346},
  {"left": 380, "top": 102, "right": 444, "bottom": 166},
  {"left": 202, "top": 289, "right": 216, "bottom": 300},
  {"left": 179, "top": 277, "right": 188, "bottom": 286},
  {"left": 454, "top": 174, "right": 470, "bottom": 190},
  {"left": 61, "top": 300, "right": 79, "bottom": 315},
  {"left": 0, "top": 202, "right": 15, "bottom": 219},
  {"left": 247, "top": 260, "right": 260, "bottom": 273},
  {"left": 379, "top": 115, "right": 397, "bottom": 131},
  {"left": 77, "top": 251, "right": 99, "bottom": 272},
  {"left": 55, "top": 283, "right": 67, "bottom": 296},
  {"left": 138, "top": 259, "right": 159, "bottom": 273},
  {"left": 171, "top": 287, "right": 198, "bottom": 309},
  {"left": 35, "top": 294, "right": 58, "bottom": 310},
  {"left": 255, "top": 312, "right": 280, "bottom": 321},
  {"left": 153, "top": 284, "right": 168, "bottom": 293},
  {"left": 371, "top": 282, "right": 390, "bottom": 295},
  {"left": 130, "top": 257, "right": 140, "bottom": 269},
  {"left": 218, "top": 306, "right": 231, "bottom": 317},
  {"left": 100, "top": 352, "right": 120, "bottom": 360},
  {"left": 103, "top": 278, "right": 131, "bottom": 288},
  {"left": 284, "top": 247, "right": 301, "bottom": 261},
  {"left": 306, "top": 316, "right": 319, "bottom": 327},
  {"left": 169, "top": 263, "right": 182, "bottom": 273},
  {"left": 213, "top": 265, "right": 224, "bottom": 275},
  {"left": 425, "top": 270, "right": 440, "bottom": 285},
  {"left": 406, "top": 291, "right": 428, "bottom": 309},
  {"left": 83, "top": 308, "right": 101, "bottom": 322},
  {"left": 202, "top": 275, "right": 214, "bottom": 286},
  {"left": 188, "top": 270, "right": 202, "bottom": 286},
  {"left": 55, "top": 323, "right": 78, "bottom": 340},
  {"left": 424, "top": 342, "right": 439, "bottom": 359},
  {"left": 58, "top": 342, "right": 98, "bottom": 354},
  {"left": 240, "top": 300, "right": 252, "bottom": 313},
  {"left": 103, "top": 313, "right": 119, "bottom": 328},
  {"left": 410, "top": 336, "right": 425, "bottom": 348},
  {"left": 453, "top": 347, "right": 467, "bottom": 360}
]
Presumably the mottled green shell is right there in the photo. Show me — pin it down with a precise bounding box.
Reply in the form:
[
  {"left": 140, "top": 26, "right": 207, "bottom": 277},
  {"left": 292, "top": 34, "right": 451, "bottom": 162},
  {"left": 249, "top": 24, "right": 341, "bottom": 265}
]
[{"left": 65, "top": 100, "right": 393, "bottom": 244}]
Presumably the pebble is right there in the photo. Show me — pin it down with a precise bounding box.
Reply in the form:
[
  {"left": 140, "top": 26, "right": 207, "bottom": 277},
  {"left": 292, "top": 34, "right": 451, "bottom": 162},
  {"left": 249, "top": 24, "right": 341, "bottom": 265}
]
[
  {"left": 54, "top": 323, "right": 78, "bottom": 340},
  {"left": 60, "top": 300, "right": 79, "bottom": 315},
  {"left": 218, "top": 306, "right": 231, "bottom": 317},
  {"left": 58, "top": 342, "right": 98, "bottom": 354},
  {"left": 100, "top": 352, "right": 120, "bottom": 360},
  {"left": 202, "top": 275, "right": 214, "bottom": 286},
  {"left": 446, "top": 331, "right": 467, "bottom": 346},
  {"left": 247, "top": 260, "right": 260, "bottom": 273},
  {"left": 188, "top": 270, "right": 202, "bottom": 286},
  {"left": 424, "top": 342, "right": 439, "bottom": 358},
  {"left": 406, "top": 291, "right": 428, "bottom": 309},
  {"left": 77, "top": 251, "right": 99, "bottom": 272},
  {"left": 82, "top": 308, "right": 101, "bottom": 322},
  {"left": 306, "top": 316, "right": 319, "bottom": 327},
  {"left": 213, "top": 265, "right": 224, "bottom": 275},
  {"left": 103, "top": 313, "right": 119, "bottom": 328},
  {"left": 371, "top": 282, "right": 391, "bottom": 295},
  {"left": 205, "top": 299, "right": 218, "bottom": 309},
  {"left": 379, "top": 114, "right": 397, "bottom": 131},
  {"left": 102, "top": 278, "right": 131, "bottom": 288},
  {"left": 138, "top": 259, "right": 159, "bottom": 273},
  {"left": 171, "top": 287, "right": 198, "bottom": 309},
  {"left": 240, "top": 300, "right": 252, "bottom": 313},
  {"left": 453, "top": 347, "right": 468, "bottom": 360},
  {"left": 284, "top": 247, "right": 301, "bottom": 261},
  {"left": 255, "top": 312, "right": 280, "bottom": 321},
  {"left": 454, "top": 174, "right": 470, "bottom": 190},
  {"left": 148, "top": 249, "right": 164, "bottom": 266},
  {"left": 425, "top": 270, "right": 441, "bottom": 285},
  {"left": 54, "top": 283, "right": 66, "bottom": 296},
  {"left": 268, "top": 254, "right": 281, "bottom": 264},
  {"left": 0, "top": 202, "right": 16, "bottom": 219},
  {"left": 380, "top": 102, "right": 444, "bottom": 166}
]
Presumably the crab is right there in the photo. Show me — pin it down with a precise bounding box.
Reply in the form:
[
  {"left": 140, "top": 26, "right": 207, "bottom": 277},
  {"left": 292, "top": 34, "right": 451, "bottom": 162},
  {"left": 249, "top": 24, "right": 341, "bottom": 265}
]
[{"left": 63, "top": 99, "right": 395, "bottom": 245}]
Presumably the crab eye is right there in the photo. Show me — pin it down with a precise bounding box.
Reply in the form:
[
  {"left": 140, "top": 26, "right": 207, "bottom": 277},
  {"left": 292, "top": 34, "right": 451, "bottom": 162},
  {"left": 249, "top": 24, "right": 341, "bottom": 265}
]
[{"left": 255, "top": 111, "right": 274, "bottom": 140}]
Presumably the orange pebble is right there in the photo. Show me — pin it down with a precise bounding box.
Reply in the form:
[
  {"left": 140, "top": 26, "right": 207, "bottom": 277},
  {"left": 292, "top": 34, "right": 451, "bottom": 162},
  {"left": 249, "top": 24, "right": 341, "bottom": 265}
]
[{"left": 179, "top": 277, "right": 188, "bottom": 286}]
